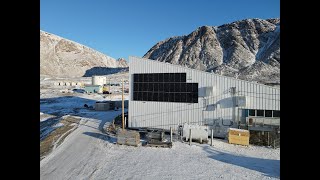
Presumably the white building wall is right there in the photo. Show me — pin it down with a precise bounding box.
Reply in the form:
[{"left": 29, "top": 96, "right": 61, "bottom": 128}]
[{"left": 128, "top": 56, "right": 280, "bottom": 132}]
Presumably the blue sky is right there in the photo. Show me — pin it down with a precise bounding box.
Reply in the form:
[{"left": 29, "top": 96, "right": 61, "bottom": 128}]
[{"left": 40, "top": 0, "right": 279, "bottom": 61}]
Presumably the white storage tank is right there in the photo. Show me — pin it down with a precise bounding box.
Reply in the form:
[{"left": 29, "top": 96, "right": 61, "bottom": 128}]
[
  {"left": 92, "top": 76, "right": 106, "bottom": 86},
  {"left": 182, "top": 123, "right": 208, "bottom": 143}
]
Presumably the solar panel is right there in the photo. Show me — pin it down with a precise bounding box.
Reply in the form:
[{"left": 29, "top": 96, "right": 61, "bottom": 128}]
[
  {"left": 144, "top": 74, "right": 148, "bottom": 82},
  {"left": 133, "top": 73, "right": 198, "bottom": 103},
  {"left": 163, "top": 73, "right": 170, "bottom": 82},
  {"left": 181, "top": 73, "right": 186, "bottom": 82},
  {"left": 134, "top": 74, "right": 139, "bottom": 82},
  {"left": 180, "top": 93, "right": 187, "bottom": 102},
  {"left": 159, "top": 73, "right": 164, "bottom": 82}
]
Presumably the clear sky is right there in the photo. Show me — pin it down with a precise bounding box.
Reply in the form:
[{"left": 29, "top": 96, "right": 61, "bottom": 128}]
[{"left": 40, "top": 0, "right": 279, "bottom": 61}]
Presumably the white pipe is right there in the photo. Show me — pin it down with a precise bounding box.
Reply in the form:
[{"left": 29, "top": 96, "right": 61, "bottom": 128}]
[{"left": 211, "top": 129, "right": 214, "bottom": 146}]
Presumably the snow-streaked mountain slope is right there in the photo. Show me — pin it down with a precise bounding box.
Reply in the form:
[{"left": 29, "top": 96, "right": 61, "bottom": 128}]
[
  {"left": 144, "top": 18, "right": 280, "bottom": 84},
  {"left": 40, "top": 30, "right": 128, "bottom": 78}
]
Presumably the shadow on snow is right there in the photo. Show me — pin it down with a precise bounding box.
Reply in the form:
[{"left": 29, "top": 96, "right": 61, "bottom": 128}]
[
  {"left": 202, "top": 145, "right": 280, "bottom": 178},
  {"left": 40, "top": 96, "right": 102, "bottom": 121},
  {"left": 82, "top": 131, "right": 117, "bottom": 144}
]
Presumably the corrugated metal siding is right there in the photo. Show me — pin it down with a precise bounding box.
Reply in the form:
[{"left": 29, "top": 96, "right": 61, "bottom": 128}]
[{"left": 129, "top": 56, "right": 280, "bottom": 131}]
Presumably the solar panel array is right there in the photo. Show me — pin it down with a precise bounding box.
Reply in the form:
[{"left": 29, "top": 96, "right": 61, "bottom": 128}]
[{"left": 133, "top": 73, "right": 198, "bottom": 103}]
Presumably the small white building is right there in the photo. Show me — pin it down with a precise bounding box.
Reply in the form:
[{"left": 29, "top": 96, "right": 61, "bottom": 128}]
[
  {"left": 128, "top": 56, "right": 280, "bottom": 138},
  {"left": 92, "top": 76, "right": 107, "bottom": 86}
]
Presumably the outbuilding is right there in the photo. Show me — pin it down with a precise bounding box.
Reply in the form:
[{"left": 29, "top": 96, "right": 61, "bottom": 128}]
[{"left": 84, "top": 85, "right": 103, "bottom": 94}]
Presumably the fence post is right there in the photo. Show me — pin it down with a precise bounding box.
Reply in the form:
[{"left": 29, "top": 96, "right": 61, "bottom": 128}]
[
  {"left": 170, "top": 127, "right": 173, "bottom": 143},
  {"left": 267, "top": 132, "right": 270, "bottom": 146},
  {"left": 189, "top": 129, "right": 192, "bottom": 146},
  {"left": 211, "top": 129, "right": 214, "bottom": 146}
]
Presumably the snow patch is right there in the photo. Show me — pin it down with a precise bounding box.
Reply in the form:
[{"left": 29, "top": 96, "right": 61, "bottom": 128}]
[{"left": 52, "top": 123, "right": 64, "bottom": 128}]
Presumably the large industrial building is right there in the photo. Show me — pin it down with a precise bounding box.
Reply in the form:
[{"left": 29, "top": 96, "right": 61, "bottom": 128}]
[{"left": 128, "top": 56, "right": 280, "bottom": 138}]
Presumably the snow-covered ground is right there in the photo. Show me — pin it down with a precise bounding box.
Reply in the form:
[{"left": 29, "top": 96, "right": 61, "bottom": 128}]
[
  {"left": 40, "top": 76, "right": 279, "bottom": 180},
  {"left": 40, "top": 114, "right": 279, "bottom": 180}
]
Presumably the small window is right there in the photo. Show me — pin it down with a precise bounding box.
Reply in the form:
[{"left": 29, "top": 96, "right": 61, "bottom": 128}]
[
  {"left": 273, "top": 110, "right": 280, "bottom": 117},
  {"left": 265, "top": 110, "right": 272, "bottom": 117},
  {"left": 249, "top": 109, "right": 255, "bottom": 116},
  {"left": 257, "top": 110, "right": 264, "bottom": 117}
]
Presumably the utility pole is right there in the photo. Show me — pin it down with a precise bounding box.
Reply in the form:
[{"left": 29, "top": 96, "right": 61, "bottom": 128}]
[
  {"left": 230, "top": 87, "right": 236, "bottom": 122},
  {"left": 189, "top": 129, "right": 192, "bottom": 146},
  {"left": 122, "top": 79, "right": 125, "bottom": 130},
  {"left": 109, "top": 78, "right": 111, "bottom": 94},
  {"left": 170, "top": 127, "right": 173, "bottom": 143}
]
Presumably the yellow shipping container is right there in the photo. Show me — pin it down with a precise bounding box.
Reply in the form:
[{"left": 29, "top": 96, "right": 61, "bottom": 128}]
[{"left": 228, "top": 128, "right": 250, "bottom": 146}]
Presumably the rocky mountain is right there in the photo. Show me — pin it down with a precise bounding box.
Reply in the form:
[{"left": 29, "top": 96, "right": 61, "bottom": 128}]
[
  {"left": 40, "top": 30, "right": 128, "bottom": 78},
  {"left": 143, "top": 18, "right": 280, "bottom": 85}
]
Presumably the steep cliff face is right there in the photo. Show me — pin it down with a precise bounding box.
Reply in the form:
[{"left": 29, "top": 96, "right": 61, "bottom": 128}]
[
  {"left": 40, "top": 30, "right": 128, "bottom": 78},
  {"left": 143, "top": 18, "right": 280, "bottom": 84}
]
